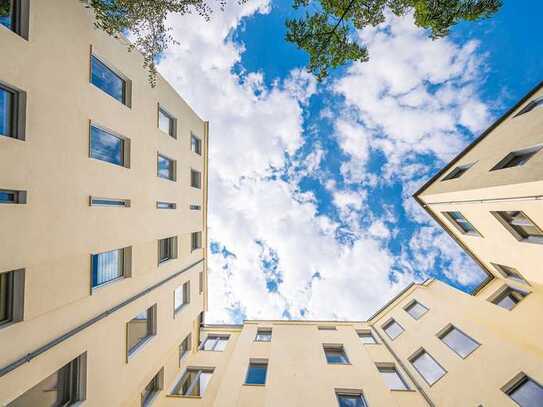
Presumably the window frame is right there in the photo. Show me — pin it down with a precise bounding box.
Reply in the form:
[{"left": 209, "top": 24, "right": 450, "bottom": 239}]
[
  {"left": 0, "top": 269, "right": 24, "bottom": 329},
  {"left": 171, "top": 367, "right": 214, "bottom": 397},
  {"left": 158, "top": 236, "right": 178, "bottom": 265},
  {"left": 491, "top": 263, "right": 529, "bottom": 285},
  {"left": 0, "top": 81, "right": 26, "bottom": 140},
  {"left": 0, "top": 189, "right": 27, "bottom": 204},
  {"left": 179, "top": 334, "right": 192, "bottom": 365},
  {"left": 90, "top": 52, "right": 132, "bottom": 107},
  {"left": 244, "top": 359, "right": 268, "bottom": 386},
  {"left": 442, "top": 211, "right": 481, "bottom": 236},
  {"left": 201, "top": 334, "right": 230, "bottom": 352},
  {"left": 490, "top": 145, "right": 543, "bottom": 171},
  {"left": 255, "top": 329, "right": 272, "bottom": 342},
  {"left": 173, "top": 281, "right": 190, "bottom": 315},
  {"left": 318, "top": 325, "right": 337, "bottom": 331},
  {"left": 157, "top": 153, "right": 176, "bottom": 181},
  {"left": 126, "top": 305, "right": 157, "bottom": 359},
  {"left": 89, "top": 196, "right": 130, "bottom": 207},
  {"left": 156, "top": 201, "right": 176, "bottom": 209},
  {"left": 357, "top": 330, "right": 378, "bottom": 345},
  {"left": 190, "top": 168, "right": 202, "bottom": 189},
  {"left": 191, "top": 133, "right": 202, "bottom": 155},
  {"left": 409, "top": 348, "right": 447, "bottom": 386},
  {"left": 382, "top": 319, "right": 404, "bottom": 340},
  {"left": 141, "top": 368, "right": 163, "bottom": 407},
  {"left": 502, "top": 372, "right": 543, "bottom": 407},
  {"left": 441, "top": 162, "right": 475, "bottom": 181},
  {"left": 404, "top": 299, "right": 429, "bottom": 320},
  {"left": 323, "top": 344, "right": 350, "bottom": 365},
  {"left": 158, "top": 105, "right": 177, "bottom": 139},
  {"left": 488, "top": 285, "right": 529, "bottom": 311},
  {"left": 89, "top": 122, "right": 130, "bottom": 168},
  {"left": 191, "top": 231, "right": 202, "bottom": 251},
  {"left": 0, "top": 0, "right": 30, "bottom": 39},
  {"left": 90, "top": 247, "right": 131, "bottom": 291},
  {"left": 376, "top": 364, "right": 410, "bottom": 391},
  {"left": 335, "top": 390, "right": 369, "bottom": 407},
  {"left": 514, "top": 96, "right": 543, "bottom": 117},
  {"left": 492, "top": 211, "right": 543, "bottom": 244},
  {"left": 437, "top": 324, "right": 480, "bottom": 359}
]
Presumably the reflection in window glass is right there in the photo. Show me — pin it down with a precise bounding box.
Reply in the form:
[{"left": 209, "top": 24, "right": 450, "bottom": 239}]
[
  {"left": 245, "top": 362, "right": 267, "bottom": 385},
  {"left": 411, "top": 350, "right": 446, "bottom": 385},
  {"left": 158, "top": 108, "right": 175, "bottom": 137},
  {"left": 383, "top": 320, "right": 404, "bottom": 340},
  {"left": 493, "top": 287, "right": 527, "bottom": 310},
  {"left": 172, "top": 369, "right": 213, "bottom": 396},
  {"left": 507, "top": 376, "right": 543, "bottom": 407},
  {"left": 0, "top": 86, "right": 13, "bottom": 137},
  {"left": 324, "top": 346, "right": 349, "bottom": 364},
  {"left": 191, "top": 134, "right": 202, "bottom": 155},
  {"left": 379, "top": 367, "right": 409, "bottom": 390},
  {"left": 0, "top": 0, "right": 13, "bottom": 30},
  {"left": 202, "top": 335, "right": 229, "bottom": 351},
  {"left": 440, "top": 326, "right": 479, "bottom": 358},
  {"left": 91, "top": 55, "right": 126, "bottom": 103},
  {"left": 358, "top": 331, "right": 377, "bottom": 344},
  {"left": 337, "top": 393, "right": 368, "bottom": 407},
  {"left": 405, "top": 301, "right": 428, "bottom": 320},
  {"left": 157, "top": 154, "right": 175, "bottom": 180},
  {"left": 91, "top": 248, "right": 124, "bottom": 287},
  {"left": 141, "top": 372, "right": 160, "bottom": 407},
  {"left": 127, "top": 308, "right": 153, "bottom": 354},
  {"left": 90, "top": 125, "right": 125, "bottom": 166},
  {"left": 174, "top": 282, "right": 189, "bottom": 313}
]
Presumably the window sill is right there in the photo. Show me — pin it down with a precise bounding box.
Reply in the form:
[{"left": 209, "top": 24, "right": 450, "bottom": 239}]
[
  {"left": 243, "top": 383, "right": 266, "bottom": 387},
  {"left": 390, "top": 389, "right": 416, "bottom": 392},
  {"left": 91, "top": 276, "right": 125, "bottom": 294},
  {"left": 167, "top": 394, "right": 202, "bottom": 399},
  {"left": 158, "top": 257, "right": 177, "bottom": 266}
]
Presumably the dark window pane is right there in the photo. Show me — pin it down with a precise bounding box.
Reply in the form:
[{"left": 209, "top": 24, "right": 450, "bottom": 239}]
[
  {"left": 90, "top": 56, "right": 125, "bottom": 103},
  {"left": 0, "top": 86, "right": 13, "bottom": 137},
  {"left": 90, "top": 126, "right": 124, "bottom": 166},
  {"left": 91, "top": 249, "right": 123, "bottom": 287},
  {"left": 0, "top": 0, "right": 12, "bottom": 30},
  {"left": 141, "top": 373, "right": 159, "bottom": 406},
  {"left": 245, "top": 363, "right": 267, "bottom": 385},
  {"left": 191, "top": 170, "right": 201, "bottom": 188},
  {"left": 325, "top": 347, "right": 349, "bottom": 364},
  {"left": 191, "top": 232, "right": 202, "bottom": 250},
  {"left": 173, "top": 369, "right": 213, "bottom": 396},
  {"left": 157, "top": 155, "right": 174, "bottom": 180},
  {"left": 0, "top": 272, "right": 10, "bottom": 323},
  {"left": 337, "top": 394, "right": 367, "bottom": 407},
  {"left": 509, "top": 377, "right": 543, "bottom": 407}
]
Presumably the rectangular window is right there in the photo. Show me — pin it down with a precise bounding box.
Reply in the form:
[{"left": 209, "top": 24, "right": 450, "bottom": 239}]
[
  {"left": 172, "top": 368, "right": 214, "bottom": 397},
  {"left": 0, "top": 82, "right": 25, "bottom": 140},
  {"left": 0, "top": 189, "right": 26, "bottom": 204},
  {"left": 0, "top": 0, "right": 29, "bottom": 39},
  {"left": 504, "top": 374, "right": 543, "bottom": 407},
  {"left": 324, "top": 345, "right": 349, "bottom": 364},
  {"left": 7, "top": 353, "right": 87, "bottom": 406},
  {"left": 199, "top": 271, "right": 204, "bottom": 294},
  {"left": 0, "top": 269, "right": 24, "bottom": 327},
  {"left": 89, "top": 196, "right": 130, "bottom": 207},
  {"left": 490, "top": 286, "right": 528, "bottom": 310},
  {"left": 404, "top": 300, "right": 428, "bottom": 320},
  {"left": 378, "top": 366, "right": 409, "bottom": 390},
  {"left": 191, "top": 169, "right": 202, "bottom": 189},
  {"left": 157, "top": 154, "right": 176, "bottom": 181},
  {"left": 191, "top": 231, "right": 202, "bottom": 251},
  {"left": 493, "top": 211, "right": 543, "bottom": 244},
  {"left": 336, "top": 392, "right": 368, "bottom": 407},
  {"left": 190, "top": 204, "right": 201, "bottom": 211},
  {"left": 141, "top": 369, "right": 163, "bottom": 407},
  {"left": 492, "top": 263, "right": 529, "bottom": 285},
  {"left": 358, "top": 331, "right": 377, "bottom": 344},
  {"left": 90, "top": 125, "right": 129, "bottom": 167},
  {"left": 515, "top": 96, "right": 543, "bottom": 117},
  {"left": 410, "top": 350, "right": 446, "bottom": 385},
  {"left": 491, "top": 145, "right": 543, "bottom": 170},
  {"left": 318, "top": 325, "right": 336, "bottom": 331},
  {"left": 202, "top": 335, "right": 229, "bottom": 351},
  {"left": 382, "top": 319, "right": 404, "bottom": 340},
  {"left": 442, "top": 162, "right": 474, "bottom": 181},
  {"left": 156, "top": 201, "right": 176, "bottom": 209},
  {"left": 174, "top": 281, "right": 190, "bottom": 314},
  {"left": 255, "top": 329, "right": 272, "bottom": 342},
  {"left": 158, "top": 107, "right": 176, "bottom": 138},
  {"left": 443, "top": 211, "right": 480, "bottom": 236},
  {"left": 439, "top": 325, "right": 479, "bottom": 358},
  {"left": 90, "top": 55, "right": 129, "bottom": 105},
  {"left": 191, "top": 134, "right": 202, "bottom": 155},
  {"left": 158, "top": 236, "right": 177, "bottom": 264},
  {"left": 91, "top": 247, "right": 130, "bottom": 288},
  {"left": 127, "top": 305, "right": 156, "bottom": 356},
  {"left": 179, "top": 334, "right": 191, "bottom": 362},
  {"left": 245, "top": 360, "right": 268, "bottom": 385}
]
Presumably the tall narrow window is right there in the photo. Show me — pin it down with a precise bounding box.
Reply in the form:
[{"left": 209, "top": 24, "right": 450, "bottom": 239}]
[
  {"left": 410, "top": 350, "right": 446, "bottom": 385},
  {"left": 245, "top": 360, "right": 268, "bottom": 385},
  {"left": 0, "top": 82, "right": 25, "bottom": 140},
  {"left": 336, "top": 392, "right": 368, "bottom": 407},
  {"left": 382, "top": 319, "right": 404, "bottom": 340},
  {"left": 0, "top": 189, "right": 26, "bottom": 204},
  {"left": 90, "top": 55, "right": 129, "bottom": 105},
  {"left": 179, "top": 334, "right": 192, "bottom": 362},
  {"left": 442, "top": 163, "right": 474, "bottom": 181},
  {"left": 491, "top": 145, "right": 543, "bottom": 170},
  {"left": 255, "top": 329, "right": 272, "bottom": 342},
  {"left": 127, "top": 306, "right": 156, "bottom": 356},
  {"left": 191, "top": 231, "right": 202, "bottom": 251},
  {"left": 191, "top": 134, "right": 202, "bottom": 155},
  {"left": 158, "top": 236, "right": 177, "bottom": 264},
  {"left": 378, "top": 365, "right": 409, "bottom": 390},
  {"left": 141, "top": 369, "right": 163, "bottom": 407},
  {"left": 158, "top": 107, "right": 176, "bottom": 138},
  {"left": 202, "top": 335, "right": 229, "bottom": 351},
  {"left": 492, "top": 263, "right": 529, "bottom": 285},
  {"left": 515, "top": 96, "right": 543, "bottom": 116},
  {"left": 157, "top": 154, "right": 176, "bottom": 181},
  {"left": 91, "top": 247, "right": 129, "bottom": 288},
  {"left": 174, "top": 281, "right": 190, "bottom": 314},
  {"left": 90, "top": 125, "right": 129, "bottom": 167},
  {"left": 199, "top": 271, "right": 204, "bottom": 294},
  {"left": 324, "top": 345, "right": 349, "bottom": 364},
  {"left": 404, "top": 300, "right": 429, "bottom": 320},
  {"left": 439, "top": 325, "right": 480, "bottom": 358},
  {"left": 443, "top": 211, "right": 480, "bottom": 236},
  {"left": 171, "top": 368, "right": 214, "bottom": 397},
  {"left": 490, "top": 286, "right": 528, "bottom": 310},
  {"left": 504, "top": 374, "right": 543, "bottom": 406},
  {"left": 7, "top": 353, "right": 87, "bottom": 406},
  {"left": 0, "top": 269, "right": 24, "bottom": 327},
  {"left": 493, "top": 211, "right": 543, "bottom": 244},
  {"left": 191, "top": 169, "right": 202, "bottom": 189},
  {"left": 358, "top": 331, "right": 377, "bottom": 344},
  {"left": 0, "top": 0, "right": 29, "bottom": 38}
]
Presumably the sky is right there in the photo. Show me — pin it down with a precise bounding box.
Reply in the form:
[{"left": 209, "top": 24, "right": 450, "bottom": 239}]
[{"left": 157, "top": 1, "right": 543, "bottom": 323}]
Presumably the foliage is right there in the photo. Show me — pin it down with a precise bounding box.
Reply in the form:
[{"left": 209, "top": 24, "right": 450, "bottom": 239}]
[{"left": 286, "top": 0, "right": 502, "bottom": 80}]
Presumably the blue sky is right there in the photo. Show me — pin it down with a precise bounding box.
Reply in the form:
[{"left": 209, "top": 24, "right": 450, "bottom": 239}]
[{"left": 159, "top": 1, "right": 543, "bottom": 323}]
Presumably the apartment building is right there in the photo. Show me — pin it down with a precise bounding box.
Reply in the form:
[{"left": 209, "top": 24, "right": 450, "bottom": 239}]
[{"left": 0, "top": 0, "right": 208, "bottom": 406}]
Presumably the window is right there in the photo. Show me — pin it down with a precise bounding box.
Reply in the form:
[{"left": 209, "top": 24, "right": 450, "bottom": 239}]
[
  {"left": 378, "top": 365, "right": 409, "bottom": 390},
  {"left": 493, "top": 211, "right": 543, "bottom": 244},
  {"left": 443, "top": 211, "right": 479, "bottom": 235},
  {"left": 156, "top": 201, "right": 176, "bottom": 209},
  {"left": 442, "top": 163, "right": 474, "bottom": 181},
  {"left": 190, "top": 204, "right": 201, "bottom": 210},
  {"left": 255, "top": 329, "right": 272, "bottom": 342},
  {"left": 0, "top": 269, "right": 24, "bottom": 327},
  {"left": 191, "top": 134, "right": 202, "bottom": 155},
  {"left": 318, "top": 325, "right": 336, "bottom": 331},
  {"left": 439, "top": 325, "right": 479, "bottom": 358},
  {"left": 191, "top": 169, "right": 202, "bottom": 189},
  {"left": 199, "top": 271, "right": 204, "bottom": 294},
  {"left": 0, "top": 189, "right": 26, "bottom": 204},
  {"left": 492, "top": 263, "right": 529, "bottom": 285},
  {"left": 141, "top": 369, "right": 163, "bottom": 407},
  {"left": 179, "top": 334, "right": 192, "bottom": 362},
  {"left": 127, "top": 305, "right": 156, "bottom": 356},
  {"left": 201, "top": 335, "right": 229, "bottom": 351},
  {"left": 504, "top": 374, "right": 543, "bottom": 407},
  {"left": 158, "top": 107, "right": 176, "bottom": 138},
  {"left": 0, "top": 0, "right": 29, "bottom": 38},
  {"left": 0, "top": 82, "right": 25, "bottom": 140},
  {"left": 157, "top": 154, "right": 176, "bottom": 181},
  {"left": 90, "top": 55, "right": 130, "bottom": 105},
  {"left": 324, "top": 345, "right": 349, "bottom": 364},
  {"left": 158, "top": 236, "right": 177, "bottom": 264},
  {"left": 358, "top": 331, "right": 377, "bottom": 344},
  {"left": 404, "top": 300, "right": 428, "bottom": 320},
  {"left": 491, "top": 145, "right": 543, "bottom": 170},
  {"left": 91, "top": 247, "right": 130, "bottom": 289},
  {"left": 515, "top": 96, "right": 543, "bottom": 117},
  {"left": 90, "top": 125, "right": 129, "bottom": 167},
  {"left": 191, "top": 231, "right": 202, "bottom": 251},
  {"left": 172, "top": 368, "right": 214, "bottom": 397},
  {"left": 410, "top": 350, "right": 446, "bottom": 385},
  {"left": 382, "top": 319, "right": 404, "bottom": 340},
  {"left": 336, "top": 392, "right": 368, "bottom": 407},
  {"left": 490, "top": 286, "right": 528, "bottom": 310},
  {"left": 245, "top": 360, "right": 268, "bottom": 385},
  {"left": 90, "top": 196, "right": 130, "bottom": 207},
  {"left": 174, "top": 281, "right": 190, "bottom": 314},
  {"left": 7, "top": 353, "right": 86, "bottom": 406}
]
